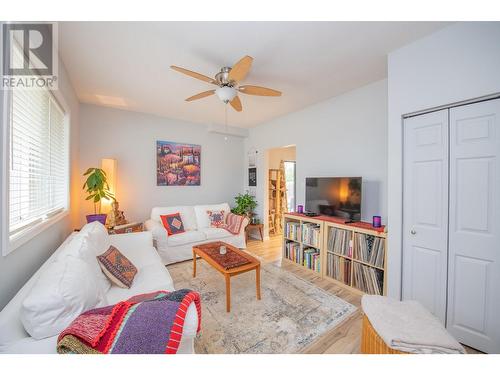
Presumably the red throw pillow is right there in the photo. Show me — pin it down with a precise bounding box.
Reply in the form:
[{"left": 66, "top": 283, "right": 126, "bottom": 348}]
[{"left": 160, "top": 213, "right": 185, "bottom": 235}]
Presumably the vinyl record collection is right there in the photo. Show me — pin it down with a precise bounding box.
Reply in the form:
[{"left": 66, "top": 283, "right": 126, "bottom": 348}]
[
  {"left": 353, "top": 262, "right": 384, "bottom": 295},
  {"left": 326, "top": 227, "right": 352, "bottom": 256},
  {"left": 326, "top": 253, "right": 351, "bottom": 283},
  {"left": 354, "top": 233, "right": 385, "bottom": 268}
]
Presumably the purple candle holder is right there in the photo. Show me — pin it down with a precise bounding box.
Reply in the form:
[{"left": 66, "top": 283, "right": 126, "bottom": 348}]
[
  {"left": 372, "top": 215, "right": 382, "bottom": 228},
  {"left": 297, "top": 205, "right": 304, "bottom": 214}
]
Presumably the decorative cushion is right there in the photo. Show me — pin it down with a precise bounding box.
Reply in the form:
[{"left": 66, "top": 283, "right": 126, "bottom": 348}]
[
  {"left": 160, "top": 213, "right": 186, "bottom": 235},
  {"left": 20, "top": 257, "right": 103, "bottom": 340},
  {"left": 222, "top": 213, "right": 245, "bottom": 235},
  {"left": 57, "top": 232, "right": 112, "bottom": 294},
  {"left": 97, "top": 246, "right": 138, "bottom": 289},
  {"left": 194, "top": 203, "right": 230, "bottom": 228},
  {"left": 151, "top": 206, "right": 197, "bottom": 231},
  {"left": 80, "top": 221, "right": 110, "bottom": 254},
  {"left": 78, "top": 221, "right": 113, "bottom": 292},
  {"left": 207, "top": 210, "right": 225, "bottom": 228}
]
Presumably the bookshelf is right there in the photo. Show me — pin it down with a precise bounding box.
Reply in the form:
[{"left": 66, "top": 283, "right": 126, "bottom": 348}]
[
  {"left": 268, "top": 163, "right": 288, "bottom": 235},
  {"left": 283, "top": 216, "right": 323, "bottom": 274},
  {"left": 283, "top": 213, "right": 387, "bottom": 296}
]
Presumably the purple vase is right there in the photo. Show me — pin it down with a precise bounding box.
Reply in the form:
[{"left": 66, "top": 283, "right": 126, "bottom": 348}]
[{"left": 86, "top": 214, "right": 107, "bottom": 225}]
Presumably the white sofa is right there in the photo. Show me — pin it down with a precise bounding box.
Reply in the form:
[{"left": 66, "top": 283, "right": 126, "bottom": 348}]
[
  {"left": 145, "top": 203, "right": 249, "bottom": 265},
  {"left": 0, "top": 223, "right": 198, "bottom": 354}
]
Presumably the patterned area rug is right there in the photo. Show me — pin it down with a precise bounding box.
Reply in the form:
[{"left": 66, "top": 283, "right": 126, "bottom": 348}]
[{"left": 167, "top": 259, "right": 357, "bottom": 353}]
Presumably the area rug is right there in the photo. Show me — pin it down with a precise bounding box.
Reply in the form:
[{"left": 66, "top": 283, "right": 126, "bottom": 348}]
[{"left": 167, "top": 259, "right": 357, "bottom": 354}]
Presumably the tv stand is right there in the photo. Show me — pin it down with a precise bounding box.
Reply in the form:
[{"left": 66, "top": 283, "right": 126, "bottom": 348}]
[{"left": 282, "top": 212, "right": 387, "bottom": 296}]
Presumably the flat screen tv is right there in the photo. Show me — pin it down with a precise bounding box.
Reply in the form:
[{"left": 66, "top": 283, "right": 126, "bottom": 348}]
[{"left": 305, "top": 177, "right": 362, "bottom": 221}]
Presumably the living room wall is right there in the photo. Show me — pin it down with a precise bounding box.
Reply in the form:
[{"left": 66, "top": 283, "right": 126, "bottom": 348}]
[
  {"left": 386, "top": 22, "right": 500, "bottom": 300},
  {"left": 245, "top": 79, "right": 388, "bottom": 236},
  {"left": 78, "top": 104, "right": 245, "bottom": 226}
]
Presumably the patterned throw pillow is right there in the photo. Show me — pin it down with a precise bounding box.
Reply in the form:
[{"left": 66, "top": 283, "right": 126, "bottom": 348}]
[
  {"left": 97, "top": 246, "right": 137, "bottom": 289},
  {"left": 207, "top": 210, "right": 225, "bottom": 228},
  {"left": 222, "top": 212, "right": 245, "bottom": 235},
  {"left": 160, "top": 213, "right": 185, "bottom": 235}
]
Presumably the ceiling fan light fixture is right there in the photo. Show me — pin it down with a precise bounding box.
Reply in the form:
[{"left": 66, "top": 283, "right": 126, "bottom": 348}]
[{"left": 215, "top": 86, "right": 237, "bottom": 103}]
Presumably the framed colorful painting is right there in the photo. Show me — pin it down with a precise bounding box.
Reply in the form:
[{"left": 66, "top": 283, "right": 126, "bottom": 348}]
[{"left": 156, "top": 141, "right": 201, "bottom": 186}]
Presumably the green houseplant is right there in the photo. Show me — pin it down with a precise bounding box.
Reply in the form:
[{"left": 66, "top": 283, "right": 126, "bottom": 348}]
[
  {"left": 232, "top": 193, "right": 257, "bottom": 218},
  {"left": 82, "top": 167, "right": 115, "bottom": 224}
]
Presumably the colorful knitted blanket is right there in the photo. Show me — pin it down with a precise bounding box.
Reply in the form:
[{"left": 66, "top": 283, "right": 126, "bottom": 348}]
[{"left": 57, "top": 289, "right": 201, "bottom": 354}]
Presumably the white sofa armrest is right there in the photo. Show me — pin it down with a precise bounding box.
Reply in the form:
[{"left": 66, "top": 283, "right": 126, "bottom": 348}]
[
  {"left": 109, "top": 231, "right": 154, "bottom": 252},
  {"left": 182, "top": 303, "right": 199, "bottom": 338},
  {"left": 144, "top": 219, "right": 168, "bottom": 244}
]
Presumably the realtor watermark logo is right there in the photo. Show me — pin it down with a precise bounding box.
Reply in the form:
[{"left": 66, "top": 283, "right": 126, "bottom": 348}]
[{"left": 1, "top": 22, "right": 58, "bottom": 89}]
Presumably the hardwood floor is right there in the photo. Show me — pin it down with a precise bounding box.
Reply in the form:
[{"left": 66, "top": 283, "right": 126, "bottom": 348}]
[
  {"left": 246, "top": 234, "right": 363, "bottom": 354},
  {"left": 245, "top": 234, "right": 483, "bottom": 354}
]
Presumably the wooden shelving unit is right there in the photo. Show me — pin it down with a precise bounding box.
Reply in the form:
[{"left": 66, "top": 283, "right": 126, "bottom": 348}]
[
  {"left": 268, "top": 162, "right": 288, "bottom": 234},
  {"left": 282, "top": 215, "right": 323, "bottom": 274},
  {"left": 282, "top": 213, "right": 388, "bottom": 296}
]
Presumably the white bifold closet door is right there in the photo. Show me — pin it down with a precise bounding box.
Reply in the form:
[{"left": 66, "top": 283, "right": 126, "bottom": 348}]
[
  {"left": 403, "top": 98, "right": 500, "bottom": 353},
  {"left": 403, "top": 109, "right": 449, "bottom": 324},
  {"left": 447, "top": 99, "right": 500, "bottom": 354}
]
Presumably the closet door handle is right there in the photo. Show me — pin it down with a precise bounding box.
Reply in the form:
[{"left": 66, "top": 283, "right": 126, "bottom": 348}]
[{"left": 410, "top": 229, "right": 416, "bottom": 235}]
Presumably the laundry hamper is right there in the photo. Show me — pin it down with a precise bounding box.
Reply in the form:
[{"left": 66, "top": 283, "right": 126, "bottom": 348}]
[{"left": 361, "top": 315, "right": 408, "bottom": 354}]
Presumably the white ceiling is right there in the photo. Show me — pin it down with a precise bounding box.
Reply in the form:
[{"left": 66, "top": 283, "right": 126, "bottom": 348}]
[{"left": 59, "top": 22, "right": 449, "bottom": 128}]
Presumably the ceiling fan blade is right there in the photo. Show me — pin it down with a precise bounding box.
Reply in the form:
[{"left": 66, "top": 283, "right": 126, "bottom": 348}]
[
  {"left": 185, "top": 90, "right": 216, "bottom": 102},
  {"left": 229, "top": 96, "right": 242, "bottom": 112},
  {"left": 170, "top": 65, "right": 216, "bottom": 85},
  {"left": 228, "top": 55, "right": 253, "bottom": 82},
  {"left": 238, "top": 85, "right": 282, "bottom": 97}
]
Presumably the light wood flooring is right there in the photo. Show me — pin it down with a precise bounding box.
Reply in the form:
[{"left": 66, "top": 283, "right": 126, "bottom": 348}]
[{"left": 245, "top": 234, "right": 482, "bottom": 354}]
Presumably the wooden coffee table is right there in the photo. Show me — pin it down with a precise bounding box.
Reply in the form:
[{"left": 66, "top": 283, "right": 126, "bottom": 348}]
[{"left": 192, "top": 242, "right": 261, "bottom": 312}]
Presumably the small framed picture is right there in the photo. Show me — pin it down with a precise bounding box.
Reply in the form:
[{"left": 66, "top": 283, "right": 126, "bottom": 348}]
[{"left": 248, "top": 167, "right": 257, "bottom": 186}]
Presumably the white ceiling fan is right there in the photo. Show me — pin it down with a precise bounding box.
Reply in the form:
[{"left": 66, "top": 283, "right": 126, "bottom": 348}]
[{"left": 171, "top": 55, "right": 282, "bottom": 112}]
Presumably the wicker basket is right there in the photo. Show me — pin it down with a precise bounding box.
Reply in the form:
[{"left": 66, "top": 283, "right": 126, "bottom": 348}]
[{"left": 361, "top": 315, "right": 409, "bottom": 354}]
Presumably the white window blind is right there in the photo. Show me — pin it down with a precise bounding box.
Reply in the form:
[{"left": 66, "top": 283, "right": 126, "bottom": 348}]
[{"left": 8, "top": 45, "right": 68, "bottom": 236}]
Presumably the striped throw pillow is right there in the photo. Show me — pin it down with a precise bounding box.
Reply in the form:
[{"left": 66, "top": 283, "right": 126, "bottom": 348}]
[{"left": 222, "top": 213, "right": 245, "bottom": 235}]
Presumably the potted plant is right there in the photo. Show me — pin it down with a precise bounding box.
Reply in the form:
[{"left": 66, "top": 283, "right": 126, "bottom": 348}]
[
  {"left": 82, "top": 167, "right": 115, "bottom": 224},
  {"left": 231, "top": 193, "right": 258, "bottom": 219}
]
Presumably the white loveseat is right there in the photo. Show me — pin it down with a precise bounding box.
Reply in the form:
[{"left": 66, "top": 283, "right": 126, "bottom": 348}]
[
  {"left": 0, "top": 223, "right": 198, "bottom": 354},
  {"left": 145, "top": 203, "right": 249, "bottom": 265}
]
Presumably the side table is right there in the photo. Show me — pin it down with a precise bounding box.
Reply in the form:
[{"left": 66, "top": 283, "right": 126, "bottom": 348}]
[
  {"left": 107, "top": 222, "right": 143, "bottom": 235},
  {"left": 245, "top": 223, "right": 264, "bottom": 242}
]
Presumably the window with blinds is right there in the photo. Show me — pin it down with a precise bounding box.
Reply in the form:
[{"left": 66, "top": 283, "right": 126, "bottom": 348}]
[{"left": 8, "top": 79, "right": 69, "bottom": 236}]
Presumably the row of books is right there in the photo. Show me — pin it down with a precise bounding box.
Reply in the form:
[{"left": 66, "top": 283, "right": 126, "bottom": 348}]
[
  {"left": 354, "top": 233, "right": 385, "bottom": 268},
  {"left": 284, "top": 221, "right": 300, "bottom": 241},
  {"left": 326, "top": 253, "right": 351, "bottom": 284},
  {"left": 303, "top": 248, "right": 321, "bottom": 273},
  {"left": 353, "top": 262, "right": 384, "bottom": 295},
  {"left": 284, "top": 241, "right": 302, "bottom": 264},
  {"left": 302, "top": 223, "right": 321, "bottom": 248},
  {"left": 326, "top": 227, "right": 352, "bottom": 256}
]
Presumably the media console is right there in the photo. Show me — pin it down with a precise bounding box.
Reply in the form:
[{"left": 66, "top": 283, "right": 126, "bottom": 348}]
[{"left": 282, "top": 212, "right": 387, "bottom": 295}]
